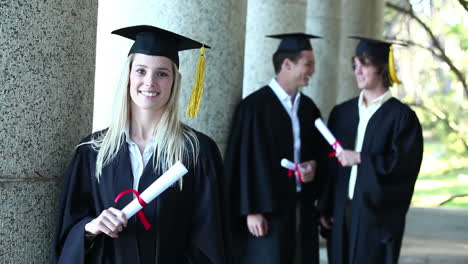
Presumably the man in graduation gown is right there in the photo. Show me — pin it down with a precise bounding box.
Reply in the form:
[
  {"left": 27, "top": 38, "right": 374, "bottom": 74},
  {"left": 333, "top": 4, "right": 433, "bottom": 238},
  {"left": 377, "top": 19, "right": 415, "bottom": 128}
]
[
  {"left": 318, "top": 37, "right": 423, "bottom": 264},
  {"left": 225, "top": 33, "right": 327, "bottom": 264}
]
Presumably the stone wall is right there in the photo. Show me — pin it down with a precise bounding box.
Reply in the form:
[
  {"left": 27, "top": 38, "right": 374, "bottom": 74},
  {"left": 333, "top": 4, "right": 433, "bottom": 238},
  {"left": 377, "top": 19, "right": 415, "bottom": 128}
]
[{"left": 0, "top": 0, "right": 98, "bottom": 262}]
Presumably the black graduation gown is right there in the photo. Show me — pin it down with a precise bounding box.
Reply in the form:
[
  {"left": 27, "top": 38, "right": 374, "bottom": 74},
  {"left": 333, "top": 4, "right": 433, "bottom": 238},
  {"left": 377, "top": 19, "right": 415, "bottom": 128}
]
[
  {"left": 318, "top": 97, "right": 423, "bottom": 264},
  {"left": 52, "top": 129, "right": 227, "bottom": 264},
  {"left": 224, "top": 86, "right": 327, "bottom": 264}
]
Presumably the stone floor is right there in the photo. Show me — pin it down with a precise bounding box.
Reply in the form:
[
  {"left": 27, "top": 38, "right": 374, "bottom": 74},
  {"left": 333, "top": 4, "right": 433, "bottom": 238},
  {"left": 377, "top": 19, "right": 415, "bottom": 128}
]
[{"left": 319, "top": 207, "right": 468, "bottom": 264}]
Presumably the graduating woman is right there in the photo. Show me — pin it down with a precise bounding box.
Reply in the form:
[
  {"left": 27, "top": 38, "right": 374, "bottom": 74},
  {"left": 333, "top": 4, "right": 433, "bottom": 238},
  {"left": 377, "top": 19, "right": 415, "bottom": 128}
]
[{"left": 52, "top": 25, "right": 227, "bottom": 263}]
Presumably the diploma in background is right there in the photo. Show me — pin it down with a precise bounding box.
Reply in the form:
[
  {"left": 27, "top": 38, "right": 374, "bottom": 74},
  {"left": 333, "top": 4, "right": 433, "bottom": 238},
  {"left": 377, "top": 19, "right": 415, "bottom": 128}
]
[{"left": 314, "top": 118, "right": 343, "bottom": 154}]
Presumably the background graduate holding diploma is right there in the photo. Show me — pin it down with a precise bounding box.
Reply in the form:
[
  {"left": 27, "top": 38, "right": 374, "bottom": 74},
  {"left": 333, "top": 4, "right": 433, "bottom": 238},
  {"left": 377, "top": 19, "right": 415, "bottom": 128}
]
[{"left": 318, "top": 36, "right": 423, "bottom": 264}]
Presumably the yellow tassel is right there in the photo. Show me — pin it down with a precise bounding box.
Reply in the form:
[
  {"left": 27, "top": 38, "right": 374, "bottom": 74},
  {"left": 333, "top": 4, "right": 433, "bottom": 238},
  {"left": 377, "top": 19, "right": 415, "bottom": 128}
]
[
  {"left": 186, "top": 46, "right": 206, "bottom": 119},
  {"left": 388, "top": 45, "right": 401, "bottom": 85}
]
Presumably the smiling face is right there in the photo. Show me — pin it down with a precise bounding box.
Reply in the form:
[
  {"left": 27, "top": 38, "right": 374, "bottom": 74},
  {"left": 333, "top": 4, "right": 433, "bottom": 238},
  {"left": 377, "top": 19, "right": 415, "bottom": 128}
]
[
  {"left": 128, "top": 54, "right": 174, "bottom": 114},
  {"left": 353, "top": 56, "right": 383, "bottom": 91},
  {"left": 288, "top": 50, "right": 315, "bottom": 88}
]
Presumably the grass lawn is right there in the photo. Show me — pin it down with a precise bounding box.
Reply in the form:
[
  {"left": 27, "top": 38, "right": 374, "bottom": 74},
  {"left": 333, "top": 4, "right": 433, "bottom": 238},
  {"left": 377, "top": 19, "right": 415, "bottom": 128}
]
[{"left": 411, "top": 140, "right": 468, "bottom": 209}]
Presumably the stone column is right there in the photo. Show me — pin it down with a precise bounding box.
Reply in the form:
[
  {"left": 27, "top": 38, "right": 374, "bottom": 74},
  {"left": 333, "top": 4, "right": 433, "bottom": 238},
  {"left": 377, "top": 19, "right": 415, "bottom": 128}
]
[
  {"left": 0, "top": 0, "right": 97, "bottom": 262},
  {"left": 94, "top": 0, "right": 248, "bottom": 153},
  {"left": 337, "top": 0, "right": 384, "bottom": 103},
  {"left": 242, "top": 0, "right": 307, "bottom": 98},
  {"left": 305, "top": 0, "right": 342, "bottom": 118}
]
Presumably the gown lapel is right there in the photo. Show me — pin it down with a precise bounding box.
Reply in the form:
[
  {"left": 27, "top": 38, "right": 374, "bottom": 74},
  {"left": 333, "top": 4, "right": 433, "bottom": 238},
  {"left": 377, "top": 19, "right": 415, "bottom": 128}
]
[
  {"left": 110, "top": 142, "right": 142, "bottom": 263},
  {"left": 347, "top": 99, "right": 360, "bottom": 264}
]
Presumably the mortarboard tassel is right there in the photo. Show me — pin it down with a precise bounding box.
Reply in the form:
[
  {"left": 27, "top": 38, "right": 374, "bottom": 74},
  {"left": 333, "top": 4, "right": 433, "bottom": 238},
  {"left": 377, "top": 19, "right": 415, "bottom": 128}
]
[
  {"left": 186, "top": 46, "right": 206, "bottom": 119},
  {"left": 388, "top": 45, "right": 401, "bottom": 85}
]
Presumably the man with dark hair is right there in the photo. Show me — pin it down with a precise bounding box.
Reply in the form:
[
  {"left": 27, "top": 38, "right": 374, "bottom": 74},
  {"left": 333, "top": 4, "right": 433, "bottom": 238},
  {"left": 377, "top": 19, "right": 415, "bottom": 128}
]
[
  {"left": 318, "top": 36, "right": 423, "bottom": 264},
  {"left": 272, "top": 51, "right": 302, "bottom": 74},
  {"left": 224, "top": 33, "right": 327, "bottom": 264}
]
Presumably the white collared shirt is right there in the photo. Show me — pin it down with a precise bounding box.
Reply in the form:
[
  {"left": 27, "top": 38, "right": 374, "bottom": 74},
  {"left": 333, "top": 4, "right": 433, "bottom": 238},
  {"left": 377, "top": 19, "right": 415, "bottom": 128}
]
[
  {"left": 269, "top": 78, "right": 302, "bottom": 192},
  {"left": 348, "top": 90, "right": 392, "bottom": 199},
  {"left": 124, "top": 127, "right": 157, "bottom": 191}
]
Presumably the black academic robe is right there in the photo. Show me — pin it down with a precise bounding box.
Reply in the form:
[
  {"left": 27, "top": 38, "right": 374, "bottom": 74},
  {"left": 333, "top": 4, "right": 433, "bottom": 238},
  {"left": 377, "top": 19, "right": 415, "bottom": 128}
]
[
  {"left": 52, "top": 128, "right": 227, "bottom": 264},
  {"left": 318, "top": 97, "right": 423, "bottom": 264},
  {"left": 224, "top": 86, "right": 327, "bottom": 264}
]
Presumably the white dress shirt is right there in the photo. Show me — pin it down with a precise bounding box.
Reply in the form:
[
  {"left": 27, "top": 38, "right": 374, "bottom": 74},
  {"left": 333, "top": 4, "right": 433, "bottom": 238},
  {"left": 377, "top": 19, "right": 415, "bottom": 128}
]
[
  {"left": 348, "top": 90, "right": 392, "bottom": 199},
  {"left": 269, "top": 78, "right": 302, "bottom": 192},
  {"left": 124, "top": 127, "right": 157, "bottom": 192}
]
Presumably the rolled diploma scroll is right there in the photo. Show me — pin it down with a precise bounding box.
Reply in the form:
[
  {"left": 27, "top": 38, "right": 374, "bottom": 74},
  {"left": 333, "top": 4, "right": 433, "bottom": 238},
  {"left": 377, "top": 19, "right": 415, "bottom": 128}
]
[
  {"left": 281, "top": 158, "right": 297, "bottom": 171},
  {"left": 121, "top": 161, "right": 188, "bottom": 219},
  {"left": 314, "top": 118, "right": 343, "bottom": 154},
  {"left": 281, "top": 158, "right": 304, "bottom": 183}
]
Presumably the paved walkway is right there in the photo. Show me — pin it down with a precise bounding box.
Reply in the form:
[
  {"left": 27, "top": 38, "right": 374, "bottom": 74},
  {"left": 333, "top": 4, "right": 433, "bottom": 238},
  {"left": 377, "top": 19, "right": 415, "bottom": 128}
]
[{"left": 319, "top": 207, "right": 468, "bottom": 263}]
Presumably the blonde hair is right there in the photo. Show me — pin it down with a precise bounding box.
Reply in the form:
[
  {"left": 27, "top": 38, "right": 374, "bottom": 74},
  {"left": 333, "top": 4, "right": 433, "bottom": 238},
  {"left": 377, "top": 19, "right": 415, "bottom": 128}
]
[{"left": 86, "top": 54, "right": 199, "bottom": 183}]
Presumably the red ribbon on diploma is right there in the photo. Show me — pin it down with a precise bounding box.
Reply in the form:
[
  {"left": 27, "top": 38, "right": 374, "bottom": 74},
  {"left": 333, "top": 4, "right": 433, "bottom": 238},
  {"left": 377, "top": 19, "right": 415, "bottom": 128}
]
[
  {"left": 328, "top": 140, "right": 343, "bottom": 158},
  {"left": 114, "top": 189, "right": 151, "bottom": 230},
  {"left": 287, "top": 163, "right": 303, "bottom": 183}
]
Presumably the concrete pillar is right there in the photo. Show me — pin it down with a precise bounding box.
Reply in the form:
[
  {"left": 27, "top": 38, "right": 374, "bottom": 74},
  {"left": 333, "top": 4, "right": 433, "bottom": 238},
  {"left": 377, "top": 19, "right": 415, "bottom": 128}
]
[
  {"left": 0, "top": 0, "right": 97, "bottom": 262},
  {"left": 242, "top": 0, "right": 307, "bottom": 98},
  {"left": 305, "top": 0, "right": 342, "bottom": 118},
  {"left": 305, "top": 0, "right": 384, "bottom": 118},
  {"left": 94, "top": 0, "right": 247, "bottom": 153}
]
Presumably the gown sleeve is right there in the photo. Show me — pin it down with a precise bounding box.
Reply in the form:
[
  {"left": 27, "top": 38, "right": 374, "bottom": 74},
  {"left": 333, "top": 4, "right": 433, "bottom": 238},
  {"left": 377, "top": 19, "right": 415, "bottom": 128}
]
[
  {"left": 52, "top": 145, "right": 97, "bottom": 264},
  {"left": 317, "top": 106, "right": 338, "bottom": 217},
  {"left": 184, "top": 136, "right": 228, "bottom": 264},
  {"left": 224, "top": 101, "right": 275, "bottom": 217},
  {"left": 300, "top": 100, "right": 330, "bottom": 203},
  {"left": 359, "top": 109, "right": 423, "bottom": 209}
]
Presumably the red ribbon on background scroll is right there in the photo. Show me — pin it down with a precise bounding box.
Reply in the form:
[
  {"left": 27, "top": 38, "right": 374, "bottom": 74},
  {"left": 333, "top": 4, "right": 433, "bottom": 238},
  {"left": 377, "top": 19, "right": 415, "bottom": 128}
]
[
  {"left": 287, "top": 163, "right": 303, "bottom": 183},
  {"left": 328, "top": 140, "right": 343, "bottom": 158},
  {"left": 114, "top": 189, "right": 151, "bottom": 230}
]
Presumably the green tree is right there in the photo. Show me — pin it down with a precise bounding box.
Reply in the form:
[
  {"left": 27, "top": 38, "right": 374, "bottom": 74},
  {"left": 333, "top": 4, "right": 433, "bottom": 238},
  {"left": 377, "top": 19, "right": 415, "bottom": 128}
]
[{"left": 384, "top": 0, "right": 468, "bottom": 156}]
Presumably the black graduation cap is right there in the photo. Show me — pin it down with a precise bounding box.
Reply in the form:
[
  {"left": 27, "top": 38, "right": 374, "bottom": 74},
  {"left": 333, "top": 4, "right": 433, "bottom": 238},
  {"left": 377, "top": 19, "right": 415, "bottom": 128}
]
[
  {"left": 349, "top": 36, "right": 402, "bottom": 62},
  {"left": 267, "top": 33, "right": 322, "bottom": 52},
  {"left": 111, "top": 25, "right": 210, "bottom": 67},
  {"left": 349, "top": 36, "right": 404, "bottom": 84}
]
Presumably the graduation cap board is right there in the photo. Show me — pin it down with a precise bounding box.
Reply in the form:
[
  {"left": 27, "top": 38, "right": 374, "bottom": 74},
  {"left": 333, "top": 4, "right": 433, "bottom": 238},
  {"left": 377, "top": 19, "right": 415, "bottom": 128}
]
[
  {"left": 267, "top": 33, "right": 322, "bottom": 52},
  {"left": 112, "top": 25, "right": 210, "bottom": 118},
  {"left": 349, "top": 36, "right": 403, "bottom": 85}
]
